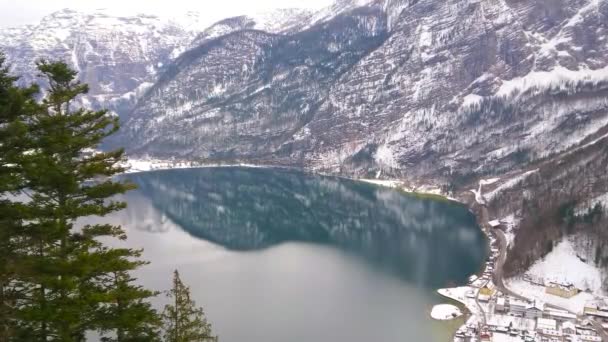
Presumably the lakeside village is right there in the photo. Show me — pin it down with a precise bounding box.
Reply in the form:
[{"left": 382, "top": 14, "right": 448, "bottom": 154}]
[{"left": 433, "top": 219, "right": 608, "bottom": 342}]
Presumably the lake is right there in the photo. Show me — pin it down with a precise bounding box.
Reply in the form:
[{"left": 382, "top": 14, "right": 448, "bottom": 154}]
[{"left": 103, "top": 167, "right": 487, "bottom": 342}]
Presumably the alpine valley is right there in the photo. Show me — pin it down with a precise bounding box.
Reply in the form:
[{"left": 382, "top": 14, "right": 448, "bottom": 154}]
[{"left": 2, "top": 0, "right": 608, "bottom": 297}]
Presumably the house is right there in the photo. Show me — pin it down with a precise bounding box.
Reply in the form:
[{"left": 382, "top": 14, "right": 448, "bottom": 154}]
[
  {"left": 496, "top": 297, "right": 505, "bottom": 312},
  {"left": 537, "top": 328, "right": 564, "bottom": 341},
  {"left": 561, "top": 321, "right": 576, "bottom": 335},
  {"left": 584, "top": 306, "right": 608, "bottom": 319},
  {"left": 546, "top": 310, "right": 577, "bottom": 322},
  {"left": 509, "top": 299, "right": 528, "bottom": 316},
  {"left": 537, "top": 318, "right": 557, "bottom": 331},
  {"left": 577, "top": 320, "right": 598, "bottom": 335},
  {"left": 525, "top": 301, "right": 544, "bottom": 319},
  {"left": 480, "top": 330, "right": 492, "bottom": 341},
  {"left": 480, "top": 285, "right": 495, "bottom": 297},
  {"left": 479, "top": 293, "right": 491, "bottom": 303},
  {"left": 489, "top": 220, "right": 502, "bottom": 228},
  {"left": 546, "top": 282, "right": 579, "bottom": 298}
]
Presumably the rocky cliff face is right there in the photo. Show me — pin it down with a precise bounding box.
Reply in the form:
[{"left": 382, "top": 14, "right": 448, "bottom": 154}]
[
  {"left": 188, "top": 8, "right": 314, "bottom": 48},
  {"left": 121, "top": 6, "right": 389, "bottom": 161},
  {"left": 0, "top": 9, "right": 206, "bottom": 115},
  {"left": 116, "top": 0, "right": 608, "bottom": 185},
  {"left": 0, "top": 8, "right": 315, "bottom": 117}
]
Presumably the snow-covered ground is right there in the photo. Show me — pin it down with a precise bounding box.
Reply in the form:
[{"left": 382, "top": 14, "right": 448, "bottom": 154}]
[
  {"left": 504, "top": 236, "right": 606, "bottom": 314},
  {"left": 358, "top": 178, "right": 404, "bottom": 189},
  {"left": 500, "top": 214, "right": 519, "bottom": 248},
  {"left": 469, "top": 177, "right": 503, "bottom": 205},
  {"left": 121, "top": 158, "right": 269, "bottom": 174},
  {"left": 506, "top": 278, "right": 598, "bottom": 314},
  {"left": 471, "top": 188, "right": 485, "bottom": 205},
  {"left": 487, "top": 313, "right": 536, "bottom": 331},
  {"left": 526, "top": 238, "right": 603, "bottom": 294},
  {"left": 576, "top": 192, "right": 608, "bottom": 216},
  {"left": 481, "top": 178, "right": 501, "bottom": 186},
  {"left": 430, "top": 304, "right": 463, "bottom": 320},
  {"left": 483, "top": 170, "right": 538, "bottom": 202},
  {"left": 438, "top": 286, "right": 483, "bottom": 318}
]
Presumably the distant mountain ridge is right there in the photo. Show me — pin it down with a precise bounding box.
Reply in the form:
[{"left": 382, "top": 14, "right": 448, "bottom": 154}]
[{"left": 0, "top": 7, "right": 319, "bottom": 116}]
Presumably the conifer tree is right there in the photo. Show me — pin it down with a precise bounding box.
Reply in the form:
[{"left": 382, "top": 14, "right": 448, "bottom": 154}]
[
  {"left": 162, "top": 270, "right": 217, "bottom": 342},
  {"left": 0, "top": 52, "right": 40, "bottom": 342},
  {"left": 10, "top": 60, "right": 159, "bottom": 341},
  {"left": 97, "top": 270, "right": 161, "bottom": 342}
]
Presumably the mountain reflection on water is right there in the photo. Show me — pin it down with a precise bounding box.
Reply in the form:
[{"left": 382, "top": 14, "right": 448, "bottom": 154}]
[{"left": 124, "top": 167, "right": 486, "bottom": 289}]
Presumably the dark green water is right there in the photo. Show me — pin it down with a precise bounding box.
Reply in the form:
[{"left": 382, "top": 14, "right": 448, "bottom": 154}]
[{"left": 105, "top": 167, "right": 486, "bottom": 342}]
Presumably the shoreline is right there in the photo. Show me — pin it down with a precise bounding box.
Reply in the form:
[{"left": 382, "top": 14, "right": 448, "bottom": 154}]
[
  {"left": 121, "top": 158, "right": 463, "bottom": 202},
  {"left": 121, "top": 157, "right": 492, "bottom": 340}
]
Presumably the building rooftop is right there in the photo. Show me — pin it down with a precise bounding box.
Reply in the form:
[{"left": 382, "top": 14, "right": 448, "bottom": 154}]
[
  {"left": 526, "top": 301, "right": 544, "bottom": 311},
  {"left": 545, "top": 310, "right": 577, "bottom": 320},
  {"left": 510, "top": 299, "right": 528, "bottom": 308},
  {"left": 547, "top": 281, "right": 576, "bottom": 290},
  {"left": 562, "top": 321, "right": 576, "bottom": 331}
]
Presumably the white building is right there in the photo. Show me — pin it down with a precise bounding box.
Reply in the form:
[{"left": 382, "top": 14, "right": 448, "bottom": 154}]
[
  {"left": 561, "top": 321, "right": 576, "bottom": 335},
  {"left": 525, "top": 301, "right": 544, "bottom": 319},
  {"left": 489, "top": 220, "right": 501, "bottom": 228},
  {"left": 537, "top": 318, "right": 557, "bottom": 331},
  {"left": 509, "top": 299, "right": 527, "bottom": 316},
  {"left": 496, "top": 297, "right": 505, "bottom": 312},
  {"left": 537, "top": 328, "right": 563, "bottom": 340},
  {"left": 546, "top": 310, "right": 577, "bottom": 322}
]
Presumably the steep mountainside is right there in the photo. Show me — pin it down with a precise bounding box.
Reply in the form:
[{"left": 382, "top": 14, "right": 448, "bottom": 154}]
[
  {"left": 0, "top": 9, "right": 208, "bottom": 115},
  {"left": 188, "top": 8, "right": 314, "bottom": 48},
  {"left": 121, "top": 6, "right": 388, "bottom": 160},
  {"left": 121, "top": 0, "right": 608, "bottom": 185},
  {"left": 480, "top": 127, "right": 608, "bottom": 280},
  {"left": 0, "top": 8, "right": 314, "bottom": 116}
]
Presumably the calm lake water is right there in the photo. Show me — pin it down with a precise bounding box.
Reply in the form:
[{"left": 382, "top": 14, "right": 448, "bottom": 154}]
[{"left": 103, "top": 167, "right": 486, "bottom": 342}]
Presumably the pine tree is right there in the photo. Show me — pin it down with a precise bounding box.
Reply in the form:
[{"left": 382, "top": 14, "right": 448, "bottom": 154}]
[
  {"left": 97, "top": 270, "right": 161, "bottom": 342},
  {"left": 162, "top": 271, "right": 217, "bottom": 342},
  {"left": 9, "top": 60, "right": 159, "bottom": 341},
  {"left": 0, "top": 52, "right": 40, "bottom": 342}
]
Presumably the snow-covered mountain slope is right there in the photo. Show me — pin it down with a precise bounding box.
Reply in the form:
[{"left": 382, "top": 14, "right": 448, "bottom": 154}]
[
  {"left": 0, "top": 7, "right": 316, "bottom": 117},
  {"left": 120, "top": 0, "right": 608, "bottom": 181},
  {"left": 0, "top": 9, "right": 210, "bottom": 115},
  {"left": 189, "top": 8, "right": 314, "bottom": 48},
  {"left": 119, "top": 6, "right": 389, "bottom": 160}
]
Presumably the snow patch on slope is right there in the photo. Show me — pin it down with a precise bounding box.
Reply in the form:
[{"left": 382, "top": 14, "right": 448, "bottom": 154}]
[
  {"left": 375, "top": 143, "right": 398, "bottom": 169},
  {"left": 496, "top": 66, "right": 608, "bottom": 100},
  {"left": 576, "top": 192, "right": 608, "bottom": 215},
  {"left": 483, "top": 170, "right": 538, "bottom": 202},
  {"left": 526, "top": 237, "right": 603, "bottom": 293}
]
